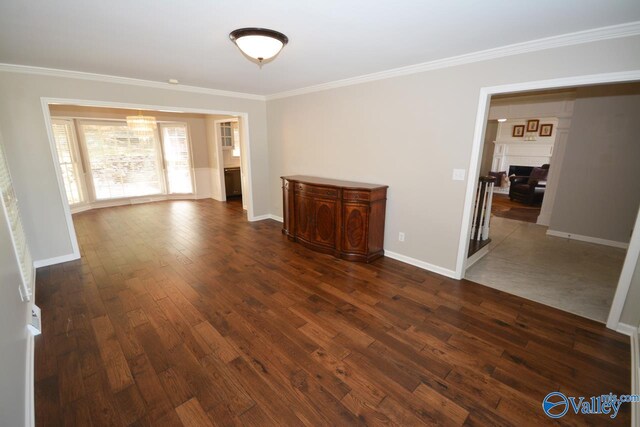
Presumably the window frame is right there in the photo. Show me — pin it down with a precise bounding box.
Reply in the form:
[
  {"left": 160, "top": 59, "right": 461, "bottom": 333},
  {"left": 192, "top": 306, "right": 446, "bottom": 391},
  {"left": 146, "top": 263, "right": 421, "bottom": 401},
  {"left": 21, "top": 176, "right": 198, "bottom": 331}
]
[
  {"left": 158, "top": 122, "right": 196, "bottom": 195},
  {"left": 50, "top": 118, "right": 87, "bottom": 206},
  {"left": 76, "top": 119, "right": 167, "bottom": 202},
  {"left": 220, "top": 121, "right": 233, "bottom": 149}
]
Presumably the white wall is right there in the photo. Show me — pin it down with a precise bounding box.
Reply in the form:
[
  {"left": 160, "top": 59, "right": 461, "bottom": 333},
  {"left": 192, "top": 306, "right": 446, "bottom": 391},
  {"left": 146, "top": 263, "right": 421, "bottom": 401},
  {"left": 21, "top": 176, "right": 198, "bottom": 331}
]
[
  {"left": 549, "top": 84, "right": 640, "bottom": 244},
  {"left": 0, "top": 127, "right": 31, "bottom": 427},
  {"left": 0, "top": 72, "right": 269, "bottom": 263},
  {"left": 267, "top": 35, "right": 640, "bottom": 273},
  {"left": 479, "top": 121, "right": 498, "bottom": 176},
  {"left": 223, "top": 150, "right": 241, "bottom": 168}
]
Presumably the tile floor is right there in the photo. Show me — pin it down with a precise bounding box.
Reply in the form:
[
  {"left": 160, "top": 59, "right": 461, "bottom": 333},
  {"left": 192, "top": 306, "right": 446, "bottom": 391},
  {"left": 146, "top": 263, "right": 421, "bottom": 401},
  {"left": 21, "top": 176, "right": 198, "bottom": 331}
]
[{"left": 465, "top": 216, "right": 627, "bottom": 322}]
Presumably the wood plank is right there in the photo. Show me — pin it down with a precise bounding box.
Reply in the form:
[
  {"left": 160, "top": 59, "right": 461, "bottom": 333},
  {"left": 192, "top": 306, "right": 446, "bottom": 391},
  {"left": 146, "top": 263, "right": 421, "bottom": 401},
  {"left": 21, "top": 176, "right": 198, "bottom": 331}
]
[
  {"left": 175, "top": 398, "right": 214, "bottom": 427},
  {"left": 90, "top": 315, "right": 134, "bottom": 392},
  {"left": 33, "top": 199, "right": 631, "bottom": 426}
]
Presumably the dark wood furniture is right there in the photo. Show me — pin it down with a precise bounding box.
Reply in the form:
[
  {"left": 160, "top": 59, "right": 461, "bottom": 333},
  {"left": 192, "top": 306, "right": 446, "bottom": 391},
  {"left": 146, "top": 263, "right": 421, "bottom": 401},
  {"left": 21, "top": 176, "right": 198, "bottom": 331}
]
[
  {"left": 281, "top": 175, "right": 388, "bottom": 262},
  {"left": 224, "top": 167, "right": 242, "bottom": 199},
  {"left": 508, "top": 164, "right": 549, "bottom": 205}
]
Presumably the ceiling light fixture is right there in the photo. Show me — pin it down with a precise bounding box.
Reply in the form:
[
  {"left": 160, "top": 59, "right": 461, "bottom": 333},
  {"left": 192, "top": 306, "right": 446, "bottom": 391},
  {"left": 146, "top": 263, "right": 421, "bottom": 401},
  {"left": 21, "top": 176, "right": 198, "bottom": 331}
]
[
  {"left": 497, "top": 118, "right": 507, "bottom": 122},
  {"left": 126, "top": 112, "right": 157, "bottom": 138},
  {"left": 229, "top": 28, "right": 288, "bottom": 65}
]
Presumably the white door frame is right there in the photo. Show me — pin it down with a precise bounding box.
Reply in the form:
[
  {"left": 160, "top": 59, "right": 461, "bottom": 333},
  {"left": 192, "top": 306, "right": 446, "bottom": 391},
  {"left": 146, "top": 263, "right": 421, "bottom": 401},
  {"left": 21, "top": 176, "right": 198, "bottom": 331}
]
[
  {"left": 213, "top": 119, "right": 229, "bottom": 202},
  {"left": 213, "top": 117, "right": 241, "bottom": 202},
  {"left": 455, "top": 70, "right": 640, "bottom": 331},
  {"left": 40, "top": 97, "right": 260, "bottom": 263}
]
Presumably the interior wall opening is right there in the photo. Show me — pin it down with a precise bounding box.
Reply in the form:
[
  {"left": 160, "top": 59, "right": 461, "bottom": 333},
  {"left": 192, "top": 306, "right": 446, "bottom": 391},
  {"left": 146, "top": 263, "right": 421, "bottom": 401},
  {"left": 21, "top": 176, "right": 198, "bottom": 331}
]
[
  {"left": 46, "top": 104, "right": 250, "bottom": 213},
  {"left": 41, "top": 100, "right": 257, "bottom": 263},
  {"left": 463, "top": 81, "right": 640, "bottom": 324}
]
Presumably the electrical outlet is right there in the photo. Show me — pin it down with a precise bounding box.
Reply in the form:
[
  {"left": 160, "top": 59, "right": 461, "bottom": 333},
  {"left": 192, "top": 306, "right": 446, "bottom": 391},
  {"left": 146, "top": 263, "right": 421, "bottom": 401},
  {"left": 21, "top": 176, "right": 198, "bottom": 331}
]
[{"left": 398, "top": 232, "right": 405, "bottom": 242}]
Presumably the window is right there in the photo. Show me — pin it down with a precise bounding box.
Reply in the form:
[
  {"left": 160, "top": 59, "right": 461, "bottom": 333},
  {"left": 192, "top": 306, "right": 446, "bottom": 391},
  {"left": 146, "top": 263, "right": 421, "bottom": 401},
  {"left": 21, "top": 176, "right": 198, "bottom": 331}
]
[
  {"left": 220, "top": 122, "right": 233, "bottom": 147},
  {"left": 231, "top": 122, "right": 241, "bottom": 157},
  {"left": 160, "top": 124, "right": 193, "bottom": 194},
  {"left": 51, "top": 119, "right": 84, "bottom": 205},
  {"left": 220, "top": 121, "right": 241, "bottom": 157},
  {"left": 51, "top": 118, "right": 196, "bottom": 206},
  {"left": 80, "top": 122, "right": 164, "bottom": 200}
]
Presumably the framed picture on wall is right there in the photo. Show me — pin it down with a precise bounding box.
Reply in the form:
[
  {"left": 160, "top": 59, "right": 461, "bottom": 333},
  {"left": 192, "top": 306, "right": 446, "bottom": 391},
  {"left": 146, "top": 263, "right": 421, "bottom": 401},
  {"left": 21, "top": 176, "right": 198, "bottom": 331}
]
[
  {"left": 539, "top": 123, "right": 554, "bottom": 137},
  {"left": 526, "top": 119, "right": 540, "bottom": 132},
  {"left": 512, "top": 125, "right": 525, "bottom": 137}
]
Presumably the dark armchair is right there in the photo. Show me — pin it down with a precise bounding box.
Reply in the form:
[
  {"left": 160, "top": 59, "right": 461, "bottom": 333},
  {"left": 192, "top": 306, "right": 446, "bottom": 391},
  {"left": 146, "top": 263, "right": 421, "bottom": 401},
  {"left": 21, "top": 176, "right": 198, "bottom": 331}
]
[{"left": 509, "top": 164, "right": 549, "bottom": 205}]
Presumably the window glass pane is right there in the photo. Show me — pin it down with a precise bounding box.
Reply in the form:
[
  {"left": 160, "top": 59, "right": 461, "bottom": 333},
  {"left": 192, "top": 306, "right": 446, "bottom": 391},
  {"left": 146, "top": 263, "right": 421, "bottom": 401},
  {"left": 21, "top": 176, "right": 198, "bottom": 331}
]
[
  {"left": 221, "top": 123, "right": 233, "bottom": 146},
  {"left": 81, "top": 123, "right": 163, "bottom": 200},
  {"left": 232, "top": 122, "right": 240, "bottom": 157},
  {"left": 162, "top": 125, "right": 193, "bottom": 194},
  {"left": 52, "top": 121, "right": 83, "bottom": 205}
]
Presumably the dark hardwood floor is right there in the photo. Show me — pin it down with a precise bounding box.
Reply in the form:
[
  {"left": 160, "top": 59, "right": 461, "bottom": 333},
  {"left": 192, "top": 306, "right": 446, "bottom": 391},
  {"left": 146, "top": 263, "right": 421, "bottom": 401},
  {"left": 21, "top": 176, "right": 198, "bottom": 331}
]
[
  {"left": 34, "top": 199, "right": 631, "bottom": 426},
  {"left": 491, "top": 194, "right": 541, "bottom": 223}
]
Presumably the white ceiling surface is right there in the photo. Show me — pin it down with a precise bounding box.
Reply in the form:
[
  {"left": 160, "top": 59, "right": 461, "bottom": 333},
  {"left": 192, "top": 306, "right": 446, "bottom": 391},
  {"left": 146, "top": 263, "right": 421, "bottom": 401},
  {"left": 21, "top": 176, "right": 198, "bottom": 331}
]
[{"left": 1, "top": 0, "right": 640, "bottom": 95}]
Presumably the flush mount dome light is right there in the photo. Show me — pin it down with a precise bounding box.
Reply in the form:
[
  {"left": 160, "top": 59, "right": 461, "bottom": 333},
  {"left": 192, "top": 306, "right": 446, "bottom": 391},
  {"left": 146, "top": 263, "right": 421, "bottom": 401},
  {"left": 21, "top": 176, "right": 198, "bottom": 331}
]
[{"left": 229, "top": 28, "right": 288, "bottom": 64}]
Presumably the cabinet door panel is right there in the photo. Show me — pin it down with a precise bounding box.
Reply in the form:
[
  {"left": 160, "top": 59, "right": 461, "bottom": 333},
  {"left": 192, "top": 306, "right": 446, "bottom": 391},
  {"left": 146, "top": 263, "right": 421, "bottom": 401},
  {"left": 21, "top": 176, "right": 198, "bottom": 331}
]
[
  {"left": 313, "top": 199, "right": 337, "bottom": 247},
  {"left": 342, "top": 204, "right": 368, "bottom": 254},
  {"left": 295, "top": 195, "right": 314, "bottom": 242}
]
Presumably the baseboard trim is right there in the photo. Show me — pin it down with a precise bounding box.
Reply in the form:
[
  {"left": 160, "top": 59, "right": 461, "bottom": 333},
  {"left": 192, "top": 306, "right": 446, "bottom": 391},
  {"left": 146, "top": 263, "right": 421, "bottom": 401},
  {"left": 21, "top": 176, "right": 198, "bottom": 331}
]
[
  {"left": 385, "top": 250, "right": 458, "bottom": 279},
  {"left": 25, "top": 332, "right": 35, "bottom": 427},
  {"left": 546, "top": 229, "right": 629, "bottom": 249},
  {"left": 70, "top": 195, "right": 205, "bottom": 214},
  {"left": 250, "top": 214, "right": 284, "bottom": 222},
  {"left": 70, "top": 204, "right": 92, "bottom": 214},
  {"left": 465, "top": 245, "right": 490, "bottom": 269},
  {"left": 33, "top": 253, "right": 80, "bottom": 268},
  {"left": 616, "top": 322, "right": 639, "bottom": 337},
  {"left": 269, "top": 214, "right": 283, "bottom": 222}
]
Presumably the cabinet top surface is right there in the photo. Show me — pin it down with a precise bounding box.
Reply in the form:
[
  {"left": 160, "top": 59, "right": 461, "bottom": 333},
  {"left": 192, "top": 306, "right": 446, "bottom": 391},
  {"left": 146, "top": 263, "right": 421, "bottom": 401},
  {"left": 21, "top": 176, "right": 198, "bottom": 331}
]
[{"left": 281, "top": 175, "right": 388, "bottom": 190}]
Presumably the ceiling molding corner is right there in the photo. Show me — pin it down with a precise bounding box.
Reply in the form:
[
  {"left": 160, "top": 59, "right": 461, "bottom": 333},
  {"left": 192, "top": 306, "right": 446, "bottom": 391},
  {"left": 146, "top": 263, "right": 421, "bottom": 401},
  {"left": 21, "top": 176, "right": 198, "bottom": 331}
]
[
  {"left": 0, "top": 63, "right": 266, "bottom": 101},
  {"left": 265, "top": 21, "right": 640, "bottom": 100}
]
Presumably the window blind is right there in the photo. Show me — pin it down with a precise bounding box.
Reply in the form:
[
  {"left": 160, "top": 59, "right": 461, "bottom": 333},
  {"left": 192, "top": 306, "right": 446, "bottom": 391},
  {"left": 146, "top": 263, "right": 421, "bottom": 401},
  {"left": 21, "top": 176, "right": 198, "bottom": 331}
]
[
  {"left": 51, "top": 120, "right": 83, "bottom": 205},
  {"left": 0, "top": 140, "right": 33, "bottom": 301}
]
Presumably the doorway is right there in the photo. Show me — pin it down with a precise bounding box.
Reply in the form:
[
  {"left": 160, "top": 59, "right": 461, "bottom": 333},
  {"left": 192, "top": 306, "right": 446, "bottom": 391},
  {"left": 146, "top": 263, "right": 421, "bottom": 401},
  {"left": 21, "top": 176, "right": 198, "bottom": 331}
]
[
  {"left": 214, "top": 118, "right": 245, "bottom": 208},
  {"left": 457, "top": 73, "right": 640, "bottom": 329},
  {"left": 41, "top": 98, "right": 258, "bottom": 262}
]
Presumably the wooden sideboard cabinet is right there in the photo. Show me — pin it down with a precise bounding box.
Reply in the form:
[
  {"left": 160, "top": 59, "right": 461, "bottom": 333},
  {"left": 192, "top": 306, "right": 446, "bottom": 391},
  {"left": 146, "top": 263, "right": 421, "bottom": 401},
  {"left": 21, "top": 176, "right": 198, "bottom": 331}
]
[{"left": 281, "top": 175, "right": 388, "bottom": 262}]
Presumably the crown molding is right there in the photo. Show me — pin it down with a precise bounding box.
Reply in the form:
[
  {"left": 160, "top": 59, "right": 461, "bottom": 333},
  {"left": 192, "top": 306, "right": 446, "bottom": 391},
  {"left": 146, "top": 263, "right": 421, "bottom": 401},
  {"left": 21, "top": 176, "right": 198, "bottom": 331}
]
[
  {"left": 266, "top": 21, "right": 640, "bottom": 100},
  {"left": 2, "top": 21, "right": 639, "bottom": 102},
  {"left": 0, "top": 63, "right": 266, "bottom": 101}
]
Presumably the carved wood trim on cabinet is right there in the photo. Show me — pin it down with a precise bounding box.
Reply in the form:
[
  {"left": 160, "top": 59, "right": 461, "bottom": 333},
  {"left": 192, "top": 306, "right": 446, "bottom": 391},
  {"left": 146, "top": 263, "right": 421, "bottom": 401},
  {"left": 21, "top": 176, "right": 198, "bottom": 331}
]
[{"left": 281, "top": 176, "right": 388, "bottom": 262}]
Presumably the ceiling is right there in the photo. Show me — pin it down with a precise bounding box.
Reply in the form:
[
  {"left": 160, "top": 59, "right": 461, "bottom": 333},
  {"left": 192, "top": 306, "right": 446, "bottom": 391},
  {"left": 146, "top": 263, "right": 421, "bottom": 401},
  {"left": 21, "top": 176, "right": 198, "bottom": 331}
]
[{"left": 1, "top": 0, "right": 639, "bottom": 95}]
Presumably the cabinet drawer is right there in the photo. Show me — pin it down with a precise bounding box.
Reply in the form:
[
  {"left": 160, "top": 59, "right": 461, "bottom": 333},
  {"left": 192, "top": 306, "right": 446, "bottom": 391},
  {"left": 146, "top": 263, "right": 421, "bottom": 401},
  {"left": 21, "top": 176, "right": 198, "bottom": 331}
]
[
  {"left": 343, "top": 190, "right": 370, "bottom": 201},
  {"left": 294, "top": 183, "right": 339, "bottom": 198}
]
